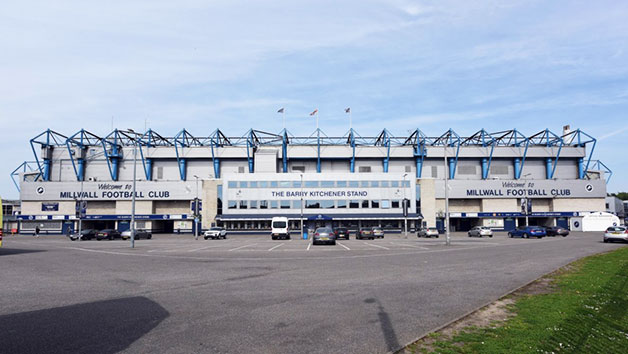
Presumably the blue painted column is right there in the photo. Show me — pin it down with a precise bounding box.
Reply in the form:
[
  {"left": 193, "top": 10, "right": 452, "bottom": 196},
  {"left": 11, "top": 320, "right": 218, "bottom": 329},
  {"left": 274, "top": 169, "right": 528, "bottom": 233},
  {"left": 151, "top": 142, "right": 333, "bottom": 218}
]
[
  {"left": 213, "top": 159, "right": 220, "bottom": 178},
  {"left": 577, "top": 157, "right": 584, "bottom": 179},
  {"left": 545, "top": 157, "right": 553, "bottom": 179},
  {"left": 179, "top": 158, "right": 187, "bottom": 180},
  {"left": 416, "top": 158, "right": 422, "bottom": 178},
  {"left": 448, "top": 158, "right": 456, "bottom": 179},
  {"left": 145, "top": 158, "right": 153, "bottom": 181},
  {"left": 383, "top": 159, "right": 389, "bottom": 173},
  {"left": 248, "top": 156, "right": 254, "bottom": 173},
  {"left": 282, "top": 134, "right": 288, "bottom": 173},
  {"left": 316, "top": 130, "right": 321, "bottom": 173},
  {"left": 514, "top": 158, "right": 521, "bottom": 179},
  {"left": 481, "top": 158, "right": 488, "bottom": 179},
  {"left": 43, "top": 159, "right": 51, "bottom": 181},
  {"left": 77, "top": 158, "right": 85, "bottom": 181}
]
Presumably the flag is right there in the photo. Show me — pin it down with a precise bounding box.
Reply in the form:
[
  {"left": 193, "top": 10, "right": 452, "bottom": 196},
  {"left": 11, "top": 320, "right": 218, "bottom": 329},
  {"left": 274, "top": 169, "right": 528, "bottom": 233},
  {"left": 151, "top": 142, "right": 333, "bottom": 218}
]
[
  {"left": 277, "top": 108, "right": 284, "bottom": 113},
  {"left": 310, "top": 109, "right": 318, "bottom": 116},
  {"left": 345, "top": 107, "right": 350, "bottom": 113}
]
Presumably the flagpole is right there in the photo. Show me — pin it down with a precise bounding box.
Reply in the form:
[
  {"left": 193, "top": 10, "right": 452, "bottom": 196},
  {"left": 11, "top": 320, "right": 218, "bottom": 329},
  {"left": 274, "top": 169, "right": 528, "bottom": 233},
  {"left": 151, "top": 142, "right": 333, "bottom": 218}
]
[
  {"left": 349, "top": 110, "right": 352, "bottom": 130},
  {"left": 282, "top": 111, "right": 285, "bottom": 131}
]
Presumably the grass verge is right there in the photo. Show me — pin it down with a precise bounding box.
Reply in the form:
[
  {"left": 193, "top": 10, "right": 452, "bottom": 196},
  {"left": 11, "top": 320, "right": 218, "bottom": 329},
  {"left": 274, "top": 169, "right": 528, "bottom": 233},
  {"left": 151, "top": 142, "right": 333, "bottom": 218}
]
[{"left": 405, "top": 246, "right": 628, "bottom": 353}]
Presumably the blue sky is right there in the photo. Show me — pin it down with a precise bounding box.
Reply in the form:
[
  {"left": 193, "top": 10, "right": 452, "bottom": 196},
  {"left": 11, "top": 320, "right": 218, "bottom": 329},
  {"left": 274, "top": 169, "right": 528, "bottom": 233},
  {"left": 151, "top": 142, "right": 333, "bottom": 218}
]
[{"left": 1, "top": 0, "right": 627, "bottom": 199}]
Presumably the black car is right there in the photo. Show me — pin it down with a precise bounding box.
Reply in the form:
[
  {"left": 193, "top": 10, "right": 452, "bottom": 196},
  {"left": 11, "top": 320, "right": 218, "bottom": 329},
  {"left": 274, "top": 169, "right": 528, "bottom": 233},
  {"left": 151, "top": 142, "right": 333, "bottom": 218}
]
[
  {"left": 545, "top": 226, "right": 569, "bottom": 237},
  {"left": 97, "top": 229, "right": 122, "bottom": 240},
  {"left": 69, "top": 228, "right": 98, "bottom": 241},
  {"left": 333, "top": 227, "right": 350, "bottom": 240}
]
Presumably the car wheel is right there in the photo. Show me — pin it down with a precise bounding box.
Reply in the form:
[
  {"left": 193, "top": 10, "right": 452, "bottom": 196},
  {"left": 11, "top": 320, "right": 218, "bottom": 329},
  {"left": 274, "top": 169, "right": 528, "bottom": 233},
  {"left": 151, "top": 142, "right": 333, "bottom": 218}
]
[
  {"left": 332, "top": 241, "right": 336, "bottom": 245},
  {"left": 508, "top": 232, "right": 513, "bottom": 238},
  {"left": 603, "top": 238, "right": 608, "bottom": 243},
  {"left": 562, "top": 235, "right": 567, "bottom": 237},
  {"left": 147, "top": 235, "right": 152, "bottom": 239},
  {"left": 523, "top": 233, "right": 529, "bottom": 239},
  {"left": 489, "top": 235, "right": 493, "bottom": 238}
]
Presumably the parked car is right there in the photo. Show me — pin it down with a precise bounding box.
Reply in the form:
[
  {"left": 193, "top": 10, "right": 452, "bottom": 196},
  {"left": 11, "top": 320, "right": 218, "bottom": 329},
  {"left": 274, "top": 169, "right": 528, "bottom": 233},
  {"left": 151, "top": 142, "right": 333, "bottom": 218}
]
[
  {"left": 468, "top": 226, "right": 493, "bottom": 238},
  {"left": 544, "top": 226, "right": 569, "bottom": 237},
  {"left": 312, "top": 227, "right": 336, "bottom": 245},
  {"left": 96, "top": 229, "right": 122, "bottom": 240},
  {"left": 69, "top": 228, "right": 98, "bottom": 241},
  {"left": 333, "top": 227, "right": 350, "bottom": 240},
  {"left": 371, "top": 227, "right": 385, "bottom": 239},
  {"left": 121, "top": 229, "right": 152, "bottom": 240},
  {"left": 603, "top": 226, "right": 628, "bottom": 243},
  {"left": 417, "top": 227, "right": 439, "bottom": 238},
  {"left": 204, "top": 227, "right": 227, "bottom": 240},
  {"left": 356, "top": 228, "right": 374, "bottom": 240},
  {"left": 508, "top": 226, "right": 546, "bottom": 238}
]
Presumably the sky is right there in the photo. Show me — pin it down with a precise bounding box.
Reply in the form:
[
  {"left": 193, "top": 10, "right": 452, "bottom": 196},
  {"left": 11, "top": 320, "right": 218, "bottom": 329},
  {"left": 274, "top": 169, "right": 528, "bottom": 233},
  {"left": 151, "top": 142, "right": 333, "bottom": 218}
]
[{"left": 1, "top": 0, "right": 627, "bottom": 199}]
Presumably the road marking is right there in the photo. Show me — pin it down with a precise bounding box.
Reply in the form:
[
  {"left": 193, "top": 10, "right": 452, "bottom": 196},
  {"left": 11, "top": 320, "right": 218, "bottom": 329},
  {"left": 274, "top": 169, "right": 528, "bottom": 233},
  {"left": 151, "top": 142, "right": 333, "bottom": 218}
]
[
  {"left": 364, "top": 242, "right": 390, "bottom": 250},
  {"left": 392, "top": 242, "right": 429, "bottom": 250},
  {"left": 337, "top": 242, "right": 351, "bottom": 250},
  {"left": 268, "top": 243, "right": 284, "bottom": 251},
  {"left": 187, "top": 244, "right": 226, "bottom": 252},
  {"left": 229, "top": 243, "right": 257, "bottom": 252},
  {"left": 307, "top": 242, "right": 312, "bottom": 251}
]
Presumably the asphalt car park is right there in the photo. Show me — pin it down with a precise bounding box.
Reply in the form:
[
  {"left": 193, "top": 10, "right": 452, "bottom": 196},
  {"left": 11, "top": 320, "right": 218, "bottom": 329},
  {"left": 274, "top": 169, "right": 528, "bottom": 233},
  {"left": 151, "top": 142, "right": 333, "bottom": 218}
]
[{"left": 0, "top": 231, "right": 625, "bottom": 354}]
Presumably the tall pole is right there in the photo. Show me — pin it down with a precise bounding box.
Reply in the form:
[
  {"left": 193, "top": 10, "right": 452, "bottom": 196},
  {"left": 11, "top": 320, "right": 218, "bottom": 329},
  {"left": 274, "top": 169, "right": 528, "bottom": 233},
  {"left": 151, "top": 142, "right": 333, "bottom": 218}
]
[
  {"left": 130, "top": 138, "right": 137, "bottom": 248},
  {"left": 444, "top": 145, "right": 451, "bottom": 246},
  {"left": 403, "top": 173, "right": 408, "bottom": 238},
  {"left": 78, "top": 177, "right": 84, "bottom": 239},
  {"left": 300, "top": 173, "right": 304, "bottom": 240},
  {"left": 282, "top": 110, "right": 285, "bottom": 131},
  {"left": 194, "top": 175, "right": 199, "bottom": 240}
]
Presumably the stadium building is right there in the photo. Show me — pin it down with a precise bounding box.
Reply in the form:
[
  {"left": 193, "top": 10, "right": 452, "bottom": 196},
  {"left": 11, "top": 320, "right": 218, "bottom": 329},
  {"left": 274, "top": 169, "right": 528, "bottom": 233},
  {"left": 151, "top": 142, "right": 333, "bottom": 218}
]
[{"left": 12, "top": 126, "right": 611, "bottom": 234}]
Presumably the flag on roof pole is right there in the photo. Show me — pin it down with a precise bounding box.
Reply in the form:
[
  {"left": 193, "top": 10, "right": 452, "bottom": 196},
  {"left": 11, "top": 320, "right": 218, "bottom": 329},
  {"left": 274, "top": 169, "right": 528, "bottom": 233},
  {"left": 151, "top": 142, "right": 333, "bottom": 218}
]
[
  {"left": 309, "top": 109, "right": 318, "bottom": 116},
  {"left": 345, "top": 107, "right": 352, "bottom": 130},
  {"left": 310, "top": 109, "right": 319, "bottom": 130},
  {"left": 277, "top": 108, "right": 285, "bottom": 130},
  {"left": 277, "top": 108, "right": 284, "bottom": 113},
  {"left": 345, "top": 107, "right": 350, "bottom": 113}
]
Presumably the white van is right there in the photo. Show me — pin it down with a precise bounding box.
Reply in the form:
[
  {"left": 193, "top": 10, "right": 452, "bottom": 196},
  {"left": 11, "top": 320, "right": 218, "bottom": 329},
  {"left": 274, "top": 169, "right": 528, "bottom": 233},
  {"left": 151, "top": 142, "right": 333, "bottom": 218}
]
[{"left": 271, "top": 217, "right": 290, "bottom": 240}]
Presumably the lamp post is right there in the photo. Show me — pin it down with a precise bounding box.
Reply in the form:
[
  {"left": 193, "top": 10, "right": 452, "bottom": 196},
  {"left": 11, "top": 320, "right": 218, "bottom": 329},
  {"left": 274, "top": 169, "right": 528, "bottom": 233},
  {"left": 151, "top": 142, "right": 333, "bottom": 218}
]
[
  {"left": 444, "top": 145, "right": 451, "bottom": 246},
  {"left": 300, "top": 173, "right": 304, "bottom": 240},
  {"left": 127, "top": 128, "right": 138, "bottom": 249},
  {"left": 194, "top": 174, "right": 200, "bottom": 240},
  {"left": 403, "top": 173, "right": 408, "bottom": 238},
  {"left": 522, "top": 173, "right": 532, "bottom": 227},
  {"left": 77, "top": 175, "right": 84, "bottom": 240}
]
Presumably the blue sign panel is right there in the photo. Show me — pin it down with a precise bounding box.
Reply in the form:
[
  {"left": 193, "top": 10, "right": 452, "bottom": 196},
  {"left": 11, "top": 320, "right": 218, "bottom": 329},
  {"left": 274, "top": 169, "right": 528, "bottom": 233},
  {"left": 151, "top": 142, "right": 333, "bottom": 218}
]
[{"left": 41, "top": 202, "right": 59, "bottom": 211}]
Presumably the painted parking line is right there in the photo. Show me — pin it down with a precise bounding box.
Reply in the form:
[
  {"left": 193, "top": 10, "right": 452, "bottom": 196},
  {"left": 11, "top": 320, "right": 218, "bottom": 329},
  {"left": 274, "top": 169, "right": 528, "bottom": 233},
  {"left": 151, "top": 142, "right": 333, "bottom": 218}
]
[
  {"left": 307, "top": 242, "right": 312, "bottom": 251},
  {"left": 187, "top": 244, "right": 227, "bottom": 252},
  {"left": 229, "top": 243, "right": 258, "bottom": 252},
  {"left": 337, "top": 242, "right": 351, "bottom": 250},
  {"left": 391, "top": 242, "right": 429, "bottom": 250},
  {"left": 268, "top": 243, "right": 285, "bottom": 251},
  {"left": 364, "top": 242, "right": 390, "bottom": 250}
]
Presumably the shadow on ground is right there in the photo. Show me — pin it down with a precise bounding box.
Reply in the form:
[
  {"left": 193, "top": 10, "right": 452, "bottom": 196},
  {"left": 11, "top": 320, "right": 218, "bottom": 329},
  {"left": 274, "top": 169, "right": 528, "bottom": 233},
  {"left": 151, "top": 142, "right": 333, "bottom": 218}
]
[
  {"left": 365, "top": 297, "right": 401, "bottom": 352},
  {"left": 0, "top": 248, "right": 45, "bottom": 256},
  {"left": 0, "top": 296, "right": 169, "bottom": 354}
]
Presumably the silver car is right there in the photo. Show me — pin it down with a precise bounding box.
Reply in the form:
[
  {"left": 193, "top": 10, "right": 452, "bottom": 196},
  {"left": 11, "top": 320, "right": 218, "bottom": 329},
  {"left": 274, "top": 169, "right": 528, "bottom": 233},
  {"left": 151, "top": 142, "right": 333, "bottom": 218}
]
[
  {"left": 468, "top": 226, "right": 493, "bottom": 238},
  {"left": 417, "top": 227, "right": 439, "bottom": 238},
  {"left": 603, "top": 226, "right": 628, "bottom": 243},
  {"left": 312, "top": 227, "right": 336, "bottom": 245}
]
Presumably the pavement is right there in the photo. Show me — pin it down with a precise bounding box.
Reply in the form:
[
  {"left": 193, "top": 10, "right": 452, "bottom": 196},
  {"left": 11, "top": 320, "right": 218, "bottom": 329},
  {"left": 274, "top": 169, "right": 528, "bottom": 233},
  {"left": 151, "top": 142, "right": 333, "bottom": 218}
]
[{"left": 0, "top": 231, "right": 625, "bottom": 354}]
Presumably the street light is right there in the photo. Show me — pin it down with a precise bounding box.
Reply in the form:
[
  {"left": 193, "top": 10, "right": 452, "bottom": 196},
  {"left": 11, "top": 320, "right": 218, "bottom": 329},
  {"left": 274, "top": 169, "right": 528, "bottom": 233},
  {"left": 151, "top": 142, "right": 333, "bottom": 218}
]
[
  {"left": 522, "top": 173, "right": 532, "bottom": 227},
  {"left": 300, "top": 173, "right": 304, "bottom": 240},
  {"left": 444, "top": 145, "right": 451, "bottom": 246},
  {"left": 403, "top": 173, "right": 408, "bottom": 238},
  {"left": 127, "top": 128, "right": 139, "bottom": 249},
  {"left": 194, "top": 174, "right": 200, "bottom": 240}
]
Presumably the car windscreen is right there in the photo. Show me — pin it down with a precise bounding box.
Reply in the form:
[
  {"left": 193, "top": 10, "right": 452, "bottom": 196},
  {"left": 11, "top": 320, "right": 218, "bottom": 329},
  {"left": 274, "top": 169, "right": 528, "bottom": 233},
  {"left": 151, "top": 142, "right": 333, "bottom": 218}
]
[
  {"left": 209, "top": 227, "right": 221, "bottom": 230},
  {"left": 272, "top": 221, "right": 287, "bottom": 228},
  {"left": 607, "top": 227, "right": 625, "bottom": 232},
  {"left": 316, "top": 228, "right": 332, "bottom": 233}
]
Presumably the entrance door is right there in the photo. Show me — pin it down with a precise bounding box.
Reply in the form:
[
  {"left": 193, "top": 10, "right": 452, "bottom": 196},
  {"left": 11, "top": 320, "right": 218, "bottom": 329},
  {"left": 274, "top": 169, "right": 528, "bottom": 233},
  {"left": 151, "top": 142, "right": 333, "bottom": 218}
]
[{"left": 62, "top": 221, "right": 74, "bottom": 235}]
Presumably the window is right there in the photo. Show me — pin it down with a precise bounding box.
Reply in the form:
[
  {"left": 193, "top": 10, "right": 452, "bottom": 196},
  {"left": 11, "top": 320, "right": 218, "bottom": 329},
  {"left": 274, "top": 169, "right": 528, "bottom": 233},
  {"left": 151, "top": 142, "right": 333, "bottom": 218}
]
[
  {"left": 380, "top": 181, "right": 389, "bottom": 187},
  {"left": 238, "top": 166, "right": 245, "bottom": 173},
  {"left": 371, "top": 181, "right": 379, "bottom": 187},
  {"left": 362, "top": 200, "right": 369, "bottom": 208},
  {"left": 360, "top": 181, "right": 369, "bottom": 188},
  {"left": 157, "top": 167, "right": 163, "bottom": 179},
  {"left": 349, "top": 181, "right": 359, "bottom": 188},
  {"left": 490, "top": 165, "right": 509, "bottom": 175},
  {"left": 359, "top": 166, "right": 371, "bottom": 173},
  {"left": 228, "top": 181, "right": 237, "bottom": 188},
  {"left": 392, "top": 200, "right": 400, "bottom": 208},
  {"left": 405, "top": 165, "right": 412, "bottom": 172},
  {"left": 402, "top": 181, "right": 410, "bottom": 188},
  {"left": 431, "top": 166, "right": 438, "bottom": 178},
  {"left": 371, "top": 200, "right": 380, "bottom": 208},
  {"left": 293, "top": 181, "right": 302, "bottom": 188},
  {"left": 292, "top": 200, "right": 301, "bottom": 209},
  {"left": 349, "top": 200, "right": 360, "bottom": 208},
  {"left": 458, "top": 165, "right": 477, "bottom": 175},
  {"left": 260, "top": 200, "right": 268, "bottom": 209},
  {"left": 292, "top": 165, "right": 305, "bottom": 172},
  {"left": 239, "top": 200, "right": 247, "bottom": 209},
  {"left": 391, "top": 181, "right": 399, "bottom": 188},
  {"left": 270, "top": 201, "right": 278, "bottom": 209},
  {"left": 271, "top": 181, "right": 278, "bottom": 188},
  {"left": 381, "top": 200, "right": 390, "bottom": 208},
  {"left": 337, "top": 200, "right": 347, "bottom": 208},
  {"left": 249, "top": 181, "right": 258, "bottom": 188},
  {"left": 280, "top": 200, "right": 290, "bottom": 209},
  {"left": 305, "top": 181, "right": 319, "bottom": 188},
  {"left": 249, "top": 200, "right": 258, "bottom": 209},
  {"left": 239, "top": 181, "right": 248, "bottom": 188},
  {"left": 279, "top": 181, "right": 291, "bottom": 188},
  {"left": 260, "top": 181, "right": 268, "bottom": 188},
  {"left": 321, "top": 181, "right": 334, "bottom": 188},
  {"left": 228, "top": 201, "right": 237, "bottom": 209},
  {"left": 306, "top": 200, "right": 320, "bottom": 208},
  {"left": 217, "top": 184, "right": 223, "bottom": 215},
  {"left": 320, "top": 200, "right": 334, "bottom": 209},
  {"left": 337, "top": 181, "right": 347, "bottom": 188}
]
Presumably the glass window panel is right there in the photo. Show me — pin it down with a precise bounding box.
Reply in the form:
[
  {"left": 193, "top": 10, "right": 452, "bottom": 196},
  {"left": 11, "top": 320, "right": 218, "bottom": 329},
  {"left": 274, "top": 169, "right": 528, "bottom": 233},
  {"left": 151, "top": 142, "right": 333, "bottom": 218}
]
[
  {"left": 349, "top": 181, "right": 359, "bottom": 188},
  {"left": 337, "top": 181, "right": 347, "bottom": 188},
  {"left": 361, "top": 200, "right": 369, "bottom": 208},
  {"left": 360, "top": 181, "right": 369, "bottom": 187},
  {"left": 280, "top": 200, "right": 290, "bottom": 209},
  {"left": 305, "top": 181, "right": 319, "bottom": 188},
  {"left": 371, "top": 200, "right": 380, "bottom": 208},
  {"left": 392, "top": 200, "right": 400, "bottom": 208},
  {"left": 239, "top": 200, "right": 247, "bottom": 209},
  {"left": 293, "top": 181, "right": 302, "bottom": 188},
  {"left": 292, "top": 200, "right": 301, "bottom": 208},
  {"left": 270, "top": 181, "right": 278, "bottom": 188},
  {"left": 337, "top": 200, "right": 347, "bottom": 208},
  {"left": 228, "top": 181, "right": 237, "bottom": 188},
  {"left": 239, "top": 181, "right": 248, "bottom": 188},
  {"left": 371, "top": 181, "right": 379, "bottom": 187},
  {"left": 228, "top": 201, "right": 237, "bottom": 209},
  {"left": 380, "top": 181, "right": 389, "bottom": 187},
  {"left": 320, "top": 181, "right": 334, "bottom": 188},
  {"left": 280, "top": 181, "right": 291, "bottom": 188},
  {"left": 381, "top": 200, "right": 390, "bottom": 208},
  {"left": 249, "top": 200, "right": 258, "bottom": 209},
  {"left": 270, "top": 200, "right": 278, "bottom": 209},
  {"left": 349, "top": 200, "right": 360, "bottom": 208},
  {"left": 260, "top": 200, "right": 268, "bottom": 209},
  {"left": 403, "top": 181, "right": 410, "bottom": 188},
  {"left": 259, "top": 181, "right": 268, "bottom": 188},
  {"left": 391, "top": 181, "right": 399, "bottom": 188},
  {"left": 306, "top": 200, "right": 320, "bottom": 208},
  {"left": 249, "top": 181, "right": 258, "bottom": 188},
  {"left": 321, "top": 200, "right": 334, "bottom": 208}
]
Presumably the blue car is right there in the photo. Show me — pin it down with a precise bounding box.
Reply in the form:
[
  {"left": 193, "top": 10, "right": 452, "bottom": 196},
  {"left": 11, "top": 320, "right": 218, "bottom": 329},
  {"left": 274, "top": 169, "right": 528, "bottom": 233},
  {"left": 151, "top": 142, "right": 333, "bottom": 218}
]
[{"left": 508, "top": 226, "right": 546, "bottom": 239}]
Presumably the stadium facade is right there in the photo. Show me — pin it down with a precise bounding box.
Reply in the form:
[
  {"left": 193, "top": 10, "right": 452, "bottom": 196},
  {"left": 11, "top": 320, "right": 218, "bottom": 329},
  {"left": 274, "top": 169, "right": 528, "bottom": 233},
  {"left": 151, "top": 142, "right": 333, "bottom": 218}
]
[{"left": 12, "top": 126, "right": 611, "bottom": 234}]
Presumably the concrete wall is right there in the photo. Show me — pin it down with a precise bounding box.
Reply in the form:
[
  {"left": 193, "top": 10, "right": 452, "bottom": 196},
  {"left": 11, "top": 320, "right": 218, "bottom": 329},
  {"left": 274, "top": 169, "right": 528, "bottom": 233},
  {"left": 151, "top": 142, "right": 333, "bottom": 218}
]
[
  {"left": 115, "top": 201, "right": 153, "bottom": 214},
  {"left": 201, "top": 179, "right": 219, "bottom": 229},
  {"left": 553, "top": 198, "right": 605, "bottom": 212},
  {"left": 481, "top": 199, "right": 518, "bottom": 213},
  {"left": 448, "top": 199, "right": 482, "bottom": 212},
  {"left": 420, "top": 178, "right": 436, "bottom": 227}
]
